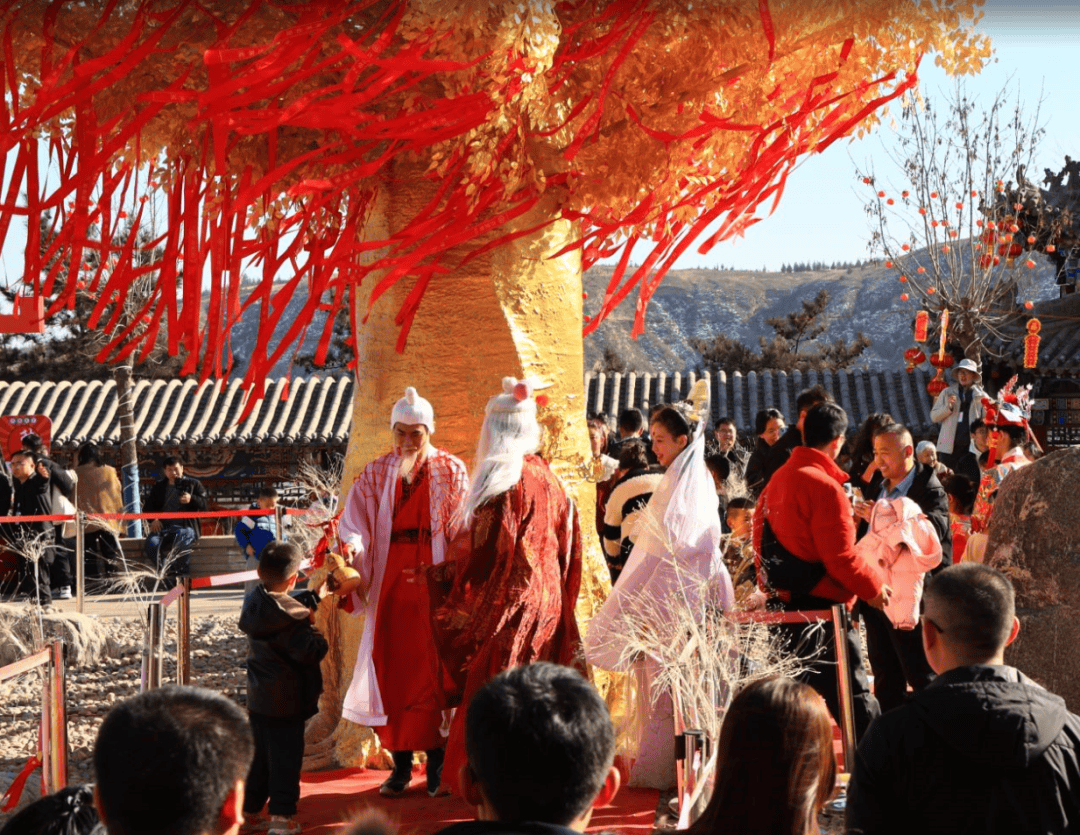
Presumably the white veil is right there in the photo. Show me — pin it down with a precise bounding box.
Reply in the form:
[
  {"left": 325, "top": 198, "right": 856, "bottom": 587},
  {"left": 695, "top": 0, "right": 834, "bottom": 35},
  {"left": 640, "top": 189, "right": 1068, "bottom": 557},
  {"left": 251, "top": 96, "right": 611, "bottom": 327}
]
[{"left": 584, "top": 380, "right": 735, "bottom": 671}]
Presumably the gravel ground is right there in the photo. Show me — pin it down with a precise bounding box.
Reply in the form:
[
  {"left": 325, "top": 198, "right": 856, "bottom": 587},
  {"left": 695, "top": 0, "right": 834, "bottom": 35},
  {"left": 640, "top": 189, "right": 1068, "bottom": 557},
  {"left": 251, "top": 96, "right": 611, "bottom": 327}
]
[{"left": 0, "top": 606, "right": 248, "bottom": 824}]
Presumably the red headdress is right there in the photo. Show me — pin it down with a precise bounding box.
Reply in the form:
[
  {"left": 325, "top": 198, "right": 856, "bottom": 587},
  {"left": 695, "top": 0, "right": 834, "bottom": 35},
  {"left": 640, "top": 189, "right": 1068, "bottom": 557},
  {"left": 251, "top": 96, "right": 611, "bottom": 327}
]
[{"left": 981, "top": 376, "right": 1040, "bottom": 466}]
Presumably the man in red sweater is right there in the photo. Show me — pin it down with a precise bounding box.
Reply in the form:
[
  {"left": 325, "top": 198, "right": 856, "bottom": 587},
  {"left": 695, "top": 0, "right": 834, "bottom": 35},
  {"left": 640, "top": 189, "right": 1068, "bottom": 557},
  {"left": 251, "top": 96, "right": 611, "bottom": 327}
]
[{"left": 753, "top": 402, "right": 891, "bottom": 740}]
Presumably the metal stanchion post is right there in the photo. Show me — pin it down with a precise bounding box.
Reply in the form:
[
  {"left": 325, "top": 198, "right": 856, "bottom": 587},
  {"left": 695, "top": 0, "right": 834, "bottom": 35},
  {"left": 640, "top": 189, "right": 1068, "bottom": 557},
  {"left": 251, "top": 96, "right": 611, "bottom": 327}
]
[
  {"left": 831, "top": 604, "right": 858, "bottom": 771},
  {"left": 176, "top": 577, "right": 192, "bottom": 685},
  {"left": 75, "top": 511, "right": 85, "bottom": 614},
  {"left": 143, "top": 603, "right": 164, "bottom": 691}
]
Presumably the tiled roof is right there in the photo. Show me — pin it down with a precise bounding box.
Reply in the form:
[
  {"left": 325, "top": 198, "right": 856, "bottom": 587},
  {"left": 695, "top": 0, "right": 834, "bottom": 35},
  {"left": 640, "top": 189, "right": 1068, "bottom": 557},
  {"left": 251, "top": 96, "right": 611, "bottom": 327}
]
[
  {"left": 0, "top": 376, "right": 354, "bottom": 451},
  {"left": 586, "top": 367, "right": 940, "bottom": 436},
  {"left": 1, "top": 367, "right": 942, "bottom": 453}
]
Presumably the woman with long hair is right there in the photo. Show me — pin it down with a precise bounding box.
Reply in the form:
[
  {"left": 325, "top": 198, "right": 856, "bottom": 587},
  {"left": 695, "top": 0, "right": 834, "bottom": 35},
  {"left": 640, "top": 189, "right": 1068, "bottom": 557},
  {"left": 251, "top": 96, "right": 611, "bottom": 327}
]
[
  {"left": 585, "top": 380, "right": 734, "bottom": 789},
  {"left": 687, "top": 677, "right": 837, "bottom": 835}
]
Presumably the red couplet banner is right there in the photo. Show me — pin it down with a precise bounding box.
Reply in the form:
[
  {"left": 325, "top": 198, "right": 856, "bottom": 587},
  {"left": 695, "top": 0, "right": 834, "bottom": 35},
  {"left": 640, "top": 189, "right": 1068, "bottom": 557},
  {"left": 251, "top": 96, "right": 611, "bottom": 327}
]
[{"left": 0, "top": 415, "right": 52, "bottom": 459}]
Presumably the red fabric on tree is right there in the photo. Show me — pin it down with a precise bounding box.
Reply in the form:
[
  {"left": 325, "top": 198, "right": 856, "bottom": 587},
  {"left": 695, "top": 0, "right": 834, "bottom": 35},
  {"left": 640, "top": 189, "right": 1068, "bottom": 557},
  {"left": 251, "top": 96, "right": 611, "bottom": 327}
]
[
  {"left": 428, "top": 454, "right": 583, "bottom": 795},
  {"left": 370, "top": 463, "right": 445, "bottom": 752},
  {"left": 753, "top": 446, "right": 883, "bottom": 604}
]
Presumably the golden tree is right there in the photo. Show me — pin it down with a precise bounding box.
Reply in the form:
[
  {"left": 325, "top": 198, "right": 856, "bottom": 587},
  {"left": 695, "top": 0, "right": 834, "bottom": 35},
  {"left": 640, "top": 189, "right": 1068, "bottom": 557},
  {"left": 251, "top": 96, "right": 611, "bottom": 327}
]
[{"left": 1, "top": 0, "right": 990, "bottom": 764}]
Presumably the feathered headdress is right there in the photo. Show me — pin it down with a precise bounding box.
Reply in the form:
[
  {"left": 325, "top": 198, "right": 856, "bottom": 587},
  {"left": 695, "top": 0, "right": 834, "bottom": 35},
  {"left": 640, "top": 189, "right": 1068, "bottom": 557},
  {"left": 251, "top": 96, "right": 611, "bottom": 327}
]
[{"left": 981, "top": 376, "right": 1040, "bottom": 465}]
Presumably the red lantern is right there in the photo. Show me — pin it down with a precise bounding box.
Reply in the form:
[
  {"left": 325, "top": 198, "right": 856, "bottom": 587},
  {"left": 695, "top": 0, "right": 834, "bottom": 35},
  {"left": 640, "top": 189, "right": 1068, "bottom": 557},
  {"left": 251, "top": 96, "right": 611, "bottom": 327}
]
[
  {"left": 904, "top": 347, "right": 927, "bottom": 373},
  {"left": 1024, "top": 319, "right": 1042, "bottom": 369},
  {"left": 914, "top": 310, "right": 930, "bottom": 343},
  {"left": 929, "top": 353, "right": 954, "bottom": 369},
  {"left": 927, "top": 370, "right": 948, "bottom": 398}
]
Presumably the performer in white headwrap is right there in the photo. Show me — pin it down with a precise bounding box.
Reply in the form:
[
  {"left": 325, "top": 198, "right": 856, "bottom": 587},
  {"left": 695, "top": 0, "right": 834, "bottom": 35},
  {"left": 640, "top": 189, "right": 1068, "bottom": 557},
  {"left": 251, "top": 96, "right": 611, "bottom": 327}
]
[
  {"left": 338, "top": 387, "right": 469, "bottom": 798},
  {"left": 585, "top": 379, "right": 734, "bottom": 789}
]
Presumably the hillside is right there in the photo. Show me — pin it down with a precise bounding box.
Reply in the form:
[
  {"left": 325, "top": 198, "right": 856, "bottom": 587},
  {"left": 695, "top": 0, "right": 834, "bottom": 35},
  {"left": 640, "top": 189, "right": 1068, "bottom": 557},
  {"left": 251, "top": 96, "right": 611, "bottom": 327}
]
[
  {"left": 228, "top": 253, "right": 1058, "bottom": 378},
  {"left": 582, "top": 256, "right": 1058, "bottom": 373}
]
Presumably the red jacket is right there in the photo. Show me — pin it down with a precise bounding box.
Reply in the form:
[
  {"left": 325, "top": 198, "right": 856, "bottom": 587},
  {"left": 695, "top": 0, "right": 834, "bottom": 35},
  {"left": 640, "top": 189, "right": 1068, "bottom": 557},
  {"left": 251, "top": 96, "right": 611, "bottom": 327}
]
[{"left": 753, "top": 446, "right": 882, "bottom": 605}]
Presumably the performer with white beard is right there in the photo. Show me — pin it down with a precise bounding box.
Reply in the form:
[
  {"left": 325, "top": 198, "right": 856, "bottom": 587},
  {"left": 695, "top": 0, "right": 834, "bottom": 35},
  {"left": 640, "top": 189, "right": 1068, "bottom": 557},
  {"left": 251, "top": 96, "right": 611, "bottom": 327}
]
[
  {"left": 338, "top": 387, "right": 469, "bottom": 798},
  {"left": 585, "top": 379, "right": 734, "bottom": 789}
]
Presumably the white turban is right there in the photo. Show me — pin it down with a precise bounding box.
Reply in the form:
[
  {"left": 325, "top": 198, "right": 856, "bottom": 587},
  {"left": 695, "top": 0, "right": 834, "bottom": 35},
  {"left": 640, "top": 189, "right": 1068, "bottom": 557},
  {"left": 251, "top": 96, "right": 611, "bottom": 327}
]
[{"left": 390, "top": 387, "right": 435, "bottom": 433}]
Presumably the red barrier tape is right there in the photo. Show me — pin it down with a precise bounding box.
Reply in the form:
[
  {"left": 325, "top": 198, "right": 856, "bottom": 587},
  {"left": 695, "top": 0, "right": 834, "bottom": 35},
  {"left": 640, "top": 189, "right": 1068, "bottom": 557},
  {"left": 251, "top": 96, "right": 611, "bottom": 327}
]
[
  {"left": 0, "top": 647, "right": 51, "bottom": 683},
  {"left": 728, "top": 609, "right": 834, "bottom": 625},
  {"left": 0, "top": 508, "right": 276, "bottom": 524},
  {"left": 156, "top": 560, "right": 313, "bottom": 607}
]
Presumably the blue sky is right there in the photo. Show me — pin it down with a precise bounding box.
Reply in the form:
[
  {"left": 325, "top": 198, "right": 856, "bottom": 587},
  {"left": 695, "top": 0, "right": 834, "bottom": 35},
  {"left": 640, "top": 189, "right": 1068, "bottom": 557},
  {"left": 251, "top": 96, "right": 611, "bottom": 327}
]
[{"left": 661, "top": 0, "right": 1080, "bottom": 272}]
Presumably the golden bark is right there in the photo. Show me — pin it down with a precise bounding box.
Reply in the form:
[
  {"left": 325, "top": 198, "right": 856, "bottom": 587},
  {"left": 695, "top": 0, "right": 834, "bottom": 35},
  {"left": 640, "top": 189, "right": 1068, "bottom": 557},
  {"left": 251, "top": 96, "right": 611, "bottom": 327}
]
[{"left": 305, "top": 175, "right": 611, "bottom": 768}]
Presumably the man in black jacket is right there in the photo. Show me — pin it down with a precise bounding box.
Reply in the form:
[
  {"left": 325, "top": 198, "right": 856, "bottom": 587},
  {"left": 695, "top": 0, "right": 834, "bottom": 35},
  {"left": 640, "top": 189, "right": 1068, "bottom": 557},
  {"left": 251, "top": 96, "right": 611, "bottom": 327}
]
[
  {"left": 846, "top": 564, "right": 1080, "bottom": 835},
  {"left": 143, "top": 455, "right": 207, "bottom": 576},
  {"left": 433, "top": 662, "right": 620, "bottom": 835},
  {"left": 854, "top": 422, "right": 951, "bottom": 713},
  {"left": 7, "top": 450, "right": 55, "bottom": 603}
]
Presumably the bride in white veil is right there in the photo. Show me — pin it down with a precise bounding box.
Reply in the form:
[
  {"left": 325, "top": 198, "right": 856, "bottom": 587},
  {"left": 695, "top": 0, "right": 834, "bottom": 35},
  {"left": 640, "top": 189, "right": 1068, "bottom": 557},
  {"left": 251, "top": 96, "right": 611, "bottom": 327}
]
[{"left": 585, "top": 379, "right": 734, "bottom": 789}]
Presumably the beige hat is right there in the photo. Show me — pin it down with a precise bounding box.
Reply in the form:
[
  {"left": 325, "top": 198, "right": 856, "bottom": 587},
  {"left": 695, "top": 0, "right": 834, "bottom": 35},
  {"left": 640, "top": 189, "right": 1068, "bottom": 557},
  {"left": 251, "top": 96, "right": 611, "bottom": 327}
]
[{"left": 952, "top": 358, "right": 981, "bottom": 383}]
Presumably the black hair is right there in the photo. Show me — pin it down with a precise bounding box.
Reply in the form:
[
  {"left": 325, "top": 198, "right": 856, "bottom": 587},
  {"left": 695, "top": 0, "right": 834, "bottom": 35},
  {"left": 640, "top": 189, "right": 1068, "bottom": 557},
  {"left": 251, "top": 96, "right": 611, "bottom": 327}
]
[
  {"left": 998, "top": 423, "right": 1026, "bottom": 445},
  {"left": 93, "top": 686, "right": 253, "bottom": 835},
  {"left": 651, "top": 405, "right": 691, "bottom": 441},
  {"left": 705, "top": 453, "right": 731, "bottom": 483},
  {"left": 726, "top": 496, "right": 755, "bottom": 512},
  {"left": 161, "top": 454, "right": 183, "bottom": 467},
  {"left": 795, "top": 385, "right": 833, "bottom": 414},
  {"left": 0, "top": 784, "right": 101, "bottom": 835},
  {"left": 11, "top": 449, "right": 36, "bottom": 465},
  {"left": 849, "top": 413, "right": 894, "bottom": 468},
  {"left": 802, "top": 403, "right": 848, "bottom": 449},
  {"left": 616, "top": 438, "right": 649, "bottom": 472},
  {"left": 258, "top": 541, "right": 303, "bottom": 586},
  {"left": 617, "top": 408, "right": 645, "bottom": 435},
  {"left": 872, "top": 422, "right": 913, "bottom": 449},
  {"left": 77, "top": 443, "right": 103, "bottom": 467},
  {"left": 754, "top": 408, "right": 784, "bottom": 436},
  {"left": 20, "top": 433, "right": 44, "bottom": 454},
  {"left": 715, "top": 416, "right": 736, "bottom": 429},
  {"left": 258, "top": 485, "right": 279, "bottom": 499},
  {"left": 923, "top": 564, "right": 1015, "bottom": 659},
  {"left": 466, "top": 662, "right": 615, "bottom": 825},
  {"left": 940, "top": 474, "right": 977, "bottom": 516},
  {"left": 978, "top": 450, "right": 990, "bottom": 467},
  {"left": 970, "top": 418, "right": 986, "bottom": 433}
]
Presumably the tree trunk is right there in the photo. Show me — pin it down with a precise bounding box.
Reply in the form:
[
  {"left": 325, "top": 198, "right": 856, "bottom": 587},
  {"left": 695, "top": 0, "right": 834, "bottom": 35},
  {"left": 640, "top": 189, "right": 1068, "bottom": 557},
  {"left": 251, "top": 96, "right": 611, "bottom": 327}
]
[
  {"left": 113, "top": 363, "right": 142, "bottom": 538},
  {"left": 305, "top": 172, "right": 611, "bottom": 768}
]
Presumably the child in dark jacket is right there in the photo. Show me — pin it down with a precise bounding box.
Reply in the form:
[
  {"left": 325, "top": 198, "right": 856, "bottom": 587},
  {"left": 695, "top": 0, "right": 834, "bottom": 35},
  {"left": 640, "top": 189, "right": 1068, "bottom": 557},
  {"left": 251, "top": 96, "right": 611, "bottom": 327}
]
[{"left": 239, "top": 541, "right": 328, "bottom": 835}]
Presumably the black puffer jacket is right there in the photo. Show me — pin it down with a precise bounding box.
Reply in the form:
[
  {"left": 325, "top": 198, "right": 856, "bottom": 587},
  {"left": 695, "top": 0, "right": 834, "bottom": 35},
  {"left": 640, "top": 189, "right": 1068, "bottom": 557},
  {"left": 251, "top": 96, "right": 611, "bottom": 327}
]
[
  {"left": 239, "top": 586, "right": 328, "bottom": 719},
  {"left": 847, "top": 665, "right": 1080, "bottom": 835}
]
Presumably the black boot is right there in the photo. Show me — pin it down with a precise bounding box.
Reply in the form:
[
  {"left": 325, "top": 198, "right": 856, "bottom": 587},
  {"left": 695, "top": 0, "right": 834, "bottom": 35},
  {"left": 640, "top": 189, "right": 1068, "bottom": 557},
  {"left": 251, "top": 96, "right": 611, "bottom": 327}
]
[
  {"left": 425, "top": 747, "right": 448, "bottom": 798},
  {"left": 379, "top": 750, "right": 413, "bottom": 797}
]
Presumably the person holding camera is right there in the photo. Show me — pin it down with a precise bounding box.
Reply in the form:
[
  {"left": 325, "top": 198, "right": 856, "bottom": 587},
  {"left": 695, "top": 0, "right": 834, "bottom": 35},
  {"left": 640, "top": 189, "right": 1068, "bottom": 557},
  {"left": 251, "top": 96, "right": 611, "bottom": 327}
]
[{"left": 238, "top": 540, "right": 328, "bottom": 835}]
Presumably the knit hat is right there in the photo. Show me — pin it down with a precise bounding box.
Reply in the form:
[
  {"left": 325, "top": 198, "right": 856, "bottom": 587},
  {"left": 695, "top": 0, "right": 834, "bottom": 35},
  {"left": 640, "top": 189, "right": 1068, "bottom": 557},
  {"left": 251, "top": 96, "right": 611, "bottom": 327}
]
[
  {"left": 390, "top": 387, "right": 435, "bottom": 433},
  {"left": 952, "top": 358, "right": 982, "bottom": 383}
]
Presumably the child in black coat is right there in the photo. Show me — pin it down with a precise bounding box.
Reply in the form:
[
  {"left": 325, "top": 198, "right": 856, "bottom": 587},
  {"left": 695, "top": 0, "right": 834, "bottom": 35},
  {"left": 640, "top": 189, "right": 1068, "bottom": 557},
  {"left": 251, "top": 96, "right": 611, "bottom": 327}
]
[{"left": 239, "top": 541, "right": 328, "bottom": 835}]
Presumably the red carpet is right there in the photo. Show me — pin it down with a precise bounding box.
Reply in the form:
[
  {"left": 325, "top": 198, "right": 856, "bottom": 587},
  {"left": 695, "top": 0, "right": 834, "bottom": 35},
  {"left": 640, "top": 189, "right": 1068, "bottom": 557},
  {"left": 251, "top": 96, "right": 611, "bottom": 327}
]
[{"left": 295, "top": 767, "right": 659, "bottom": 835}]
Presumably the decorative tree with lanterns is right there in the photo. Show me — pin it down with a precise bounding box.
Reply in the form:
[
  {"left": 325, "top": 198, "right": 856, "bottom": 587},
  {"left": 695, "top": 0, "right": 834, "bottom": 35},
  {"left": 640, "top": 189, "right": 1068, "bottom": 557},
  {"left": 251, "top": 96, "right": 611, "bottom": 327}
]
[{"left": 860, "top": 83, "right": 1063, "bottom": 396}]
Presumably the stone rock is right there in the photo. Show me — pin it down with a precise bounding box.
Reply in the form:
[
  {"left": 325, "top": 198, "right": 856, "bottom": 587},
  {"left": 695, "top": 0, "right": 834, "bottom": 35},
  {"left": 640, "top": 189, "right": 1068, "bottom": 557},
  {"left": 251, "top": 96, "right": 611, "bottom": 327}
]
[{"left": 986, "top": 447, "right": 1080, "bottom": 711}]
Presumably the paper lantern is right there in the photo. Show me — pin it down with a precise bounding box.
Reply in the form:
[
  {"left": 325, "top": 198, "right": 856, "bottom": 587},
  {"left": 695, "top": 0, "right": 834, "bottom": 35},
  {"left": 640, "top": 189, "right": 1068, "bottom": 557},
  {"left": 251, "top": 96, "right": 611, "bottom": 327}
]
[
  {"left": 927, "top": 369, "right": 948, "bottom": 398},
  {"left": 1024, "top": 319, "right": 1042, "bottom": 369},
  {"left": 914, "top": 310, "right": 930, "bottom": 342}
]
